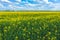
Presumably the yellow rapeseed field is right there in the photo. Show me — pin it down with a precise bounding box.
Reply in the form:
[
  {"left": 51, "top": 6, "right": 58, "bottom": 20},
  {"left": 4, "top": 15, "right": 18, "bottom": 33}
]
[{"left": 0, "top": 11, "right": 60, "bottom": 40}]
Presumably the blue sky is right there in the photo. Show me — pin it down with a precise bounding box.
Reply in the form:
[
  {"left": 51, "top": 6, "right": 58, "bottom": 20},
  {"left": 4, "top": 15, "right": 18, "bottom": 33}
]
[{"left": 0, "top": 0, "right": 60, "bottom": 10}]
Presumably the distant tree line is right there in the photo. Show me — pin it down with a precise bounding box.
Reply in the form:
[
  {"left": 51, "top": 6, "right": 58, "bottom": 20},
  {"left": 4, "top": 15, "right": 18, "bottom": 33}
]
[{"left": 0, "top": 10, "right": 60, "bottom": 12}]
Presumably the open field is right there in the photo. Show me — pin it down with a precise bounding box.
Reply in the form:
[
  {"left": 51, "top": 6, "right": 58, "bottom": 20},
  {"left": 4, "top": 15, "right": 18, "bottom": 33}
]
[{"left": 0, "top": 11, "right": 60, "bottom": 40}]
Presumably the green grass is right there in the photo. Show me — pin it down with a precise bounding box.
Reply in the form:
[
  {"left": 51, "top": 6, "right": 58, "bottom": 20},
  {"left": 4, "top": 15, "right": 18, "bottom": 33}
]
[{"left": 0, "top": 11, "right": 60, "bottom": 40}]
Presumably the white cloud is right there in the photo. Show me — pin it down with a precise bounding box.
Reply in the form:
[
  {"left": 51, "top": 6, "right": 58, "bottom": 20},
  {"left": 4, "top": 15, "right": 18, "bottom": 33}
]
[
  {"left": 0, "top": 3, "right": 6, "bottom": 10},
  {"left": 8, "top": 4, "right": 26, "bottom": 10},
  {"left": 52, "top": 3, "right": 60, "bottom": 10},
  {"left": 26, "top": 3, "right": 37, "bottom": 6},
  {"left": 43, "top": 0, "right": 52, "bottom": 4},
  {"left": 1, "top": 0, "right": 11, "bottom": 3},
  {"left": 0, "top": 3, "right": 3, "bottom": 7},
  {"left": 0, "top": 3, "right": 5, "bottom": 8},
  {"left": 0, "top": 0, "right": 60, "bottom": 10},
  {"left": 15, "top": 0, "right": 21, "bottom": 2}
]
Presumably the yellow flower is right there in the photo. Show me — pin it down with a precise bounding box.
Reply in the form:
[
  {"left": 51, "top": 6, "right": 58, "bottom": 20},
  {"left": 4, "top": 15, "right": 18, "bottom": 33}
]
[
  {"left": 48, "top": 37, "right": 50, "bottom": 40},
  {"left": 4, "top": 29, "right": 7, "bottom": 32},
  {"left": 28, "top": 22, "right": 30, "bottom": 25},
  {"left": 48, "top": 32, "right": 51, "bottom": 35},
  {"left": 28, "top": 32, "right": 31, "bottom": 34},
  {"left": 55, "top": 30, "right": 58, "bottom": 33},
  {"left": 23, "top": 33, "right": 25, "bottom": 36},
  {"left": 27, "top": 39, "right": 30, "bottom": 40},
  {"left": 23, "top": 27, "right": 27, "bottom": 32},
  {"left": 15, "top": 36, "right": 18, "bottom": 40}
]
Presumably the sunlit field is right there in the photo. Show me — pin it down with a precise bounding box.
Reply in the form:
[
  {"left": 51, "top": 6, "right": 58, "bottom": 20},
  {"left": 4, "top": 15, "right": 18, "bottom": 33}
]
[{"left": 0, "top": 11, "right": 60, "bottom": 40}]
